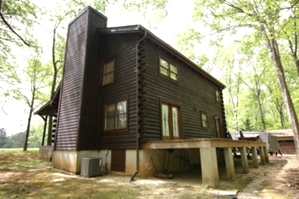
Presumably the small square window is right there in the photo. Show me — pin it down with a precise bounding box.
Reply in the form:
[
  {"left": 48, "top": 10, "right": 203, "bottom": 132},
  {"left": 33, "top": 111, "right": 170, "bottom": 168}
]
[
  {"left": 160, "top": 58, "right": 178, "bottom": 81},
  {"left": 103, "top": 60, "right": 115, "bottom": 85}
]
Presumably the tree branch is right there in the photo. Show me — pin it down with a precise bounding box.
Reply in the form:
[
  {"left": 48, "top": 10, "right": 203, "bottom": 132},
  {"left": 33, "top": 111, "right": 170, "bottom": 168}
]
[
  {"left": 275, "top": 0, "right": 299, "bottom": 14},
  {"left": 219, "top": 0, "right": 255, "bottom": 17},
  {"left": 210, "top": 23, "right": 258, "bottom": 35},
  {"left": 0, "top": 11, "right": 30, "bottom": 46}
]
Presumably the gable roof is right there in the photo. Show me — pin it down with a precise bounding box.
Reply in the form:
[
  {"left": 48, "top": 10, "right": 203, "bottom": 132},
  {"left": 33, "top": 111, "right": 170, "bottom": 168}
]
[{"left": 98, "top": 25, "right": 225, "bottom": 89}]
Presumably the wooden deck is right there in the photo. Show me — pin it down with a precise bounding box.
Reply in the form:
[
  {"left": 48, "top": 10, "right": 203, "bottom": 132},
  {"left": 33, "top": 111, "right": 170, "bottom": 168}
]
[{"left": 143, "top": 138, "right": 269, "bottom": 188}]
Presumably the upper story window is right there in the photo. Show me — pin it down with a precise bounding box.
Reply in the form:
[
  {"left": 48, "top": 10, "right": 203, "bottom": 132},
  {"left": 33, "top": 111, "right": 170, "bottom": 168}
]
[
  {"left": 215, "top": 90, "right": 220, "bottom": 102},
  {"left": 160, "top": 58, "right": 178, "bottom": 81},
  {"left": 105, "top": 100, "right": 127, "bottom": 130},
  {"left": 103, "top": 59, "right": 115, "bottom": 85},
  {"left": 201, "top": 112, "right": 208, "bottom": 128}
]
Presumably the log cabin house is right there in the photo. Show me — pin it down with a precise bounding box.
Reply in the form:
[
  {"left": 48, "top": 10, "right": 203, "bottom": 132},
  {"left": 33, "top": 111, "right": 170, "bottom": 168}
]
[{"left": 36, "top": 6, "right": 269, "bottom": 187}]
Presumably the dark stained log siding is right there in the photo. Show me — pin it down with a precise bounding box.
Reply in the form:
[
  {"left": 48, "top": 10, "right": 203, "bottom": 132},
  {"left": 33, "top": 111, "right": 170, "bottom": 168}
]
[
  {"left": 139, "top": 41, "right": 225, "bottom": 144},
  {"left": 55, "top": 7, "right": 107, "bottom": 151},
  {"left": 55, "top": 11, "right": 88, "bottom": 151},
  {"left": 77, "top": 9, "right": 107, "bottom": 150},
  {"left": 98, "top": 34, "right": 139, "bottom": 150}
]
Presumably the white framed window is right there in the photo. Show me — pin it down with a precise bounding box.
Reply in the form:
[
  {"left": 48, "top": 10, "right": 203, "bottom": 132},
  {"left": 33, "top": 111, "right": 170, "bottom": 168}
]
[
  {"left": 103, "top": 59, "right": 115, "bottom": 85},
  {"left": 161, "top": 102, "right": 180, "bottom": 140},
  {"left": 105, "top": 100, "right": 127, "bottom": 130}
]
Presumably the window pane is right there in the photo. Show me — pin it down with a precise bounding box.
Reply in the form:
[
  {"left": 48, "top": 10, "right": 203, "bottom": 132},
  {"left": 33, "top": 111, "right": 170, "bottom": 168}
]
[
  {"left": 172, "top": 107, "right": 179, "bottom": 137},
  {"left": 202, "top": 113, "right": 208, "bottom": 128},
  {"left": 162, "top": 104, "right": 169, "bottom": 136},
  {"left": 106, "top": 117, "right": 115, "bottom": 129},
  {"left": 170, "top": 72, "right": 177, "bottom": 80},
  {"left": 160, "top": 58, "right": 168, "bottom": 68},
  {"left": 104, "top": 72, "right": 114, "bottom": 85},
  {"left": 116, "top": 114, "right": 127, "bottom": 128},
  {"left": 116, "top": 101, "right": 127, "bottom": 114},
  {"left": 215, "top": 90, "right": 220, "bottom": 102},
  {"left": 215, "top": 119, "right": 219, "bottom": 131},
  {"left": 160, "top": 67, "right": 168, "bottom": 76},
  {"left": 107, "top": 104, "right": 115, "bottom": 116},
  {"left": 105, "top": 104, "right": 115, "bottom": 130},
  {"left": 103, "top": 60, "right": 114, "bottom": 85},
  {"left": 116, "top": 101, "right": 127, "bottom": 128},
  {"left": 170, "top": 64, "right": 177, "bottom": 73},
  {"left": 104, "top": 61, "right": 114, "bottom": 73}
]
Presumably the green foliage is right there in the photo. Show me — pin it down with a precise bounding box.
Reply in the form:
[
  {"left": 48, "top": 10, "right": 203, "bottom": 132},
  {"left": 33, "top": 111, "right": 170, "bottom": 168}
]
[
  {"left": 113, "top": 0, "right": 168, "bottom": 29},
  {"left": 3, "top": 56, "right": 52, "bottom": 150},
  {"left": 0, "top": 122, "right": 44, "bottom": 149},
  {"left": 0, "top": 128, "right": 7, "bottom": 148},
  {"left": 4, "top": 132, "right": 26, "bottom": 148},
  {"left": 28, "top": 123, "right": 44, "bottom": 148},
  {"left": 189, "top": 0, "right": 299, "bottom": 134},
  {"left": 0, "top": 0, "right": 38, "bottom": 57},
  {"left": 240, "top": 118, "right": 254, "bottom": 131}
]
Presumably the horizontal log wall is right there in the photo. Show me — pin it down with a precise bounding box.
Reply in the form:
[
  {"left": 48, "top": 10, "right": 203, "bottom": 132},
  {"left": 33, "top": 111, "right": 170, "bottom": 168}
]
[
  {"left": 55, "top": 7, "right": 107, "bottom": 151},
  {"left": 139, "top": 40, "right": 224, "bottom": 144},
  {"left": 55, "top": 10, "right": 88, "bottom": 151},
  {"left": 77, "top": 9, "right": 107, "bottom": 150},
  {"left": 98, "top": 34, "right": 139, "bottom": 150}
]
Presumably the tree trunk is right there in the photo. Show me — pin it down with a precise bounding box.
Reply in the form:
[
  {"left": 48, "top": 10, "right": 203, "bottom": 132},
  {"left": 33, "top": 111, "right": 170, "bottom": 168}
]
[
  {"left": 23, "top": 90, "right": 35, "bottom": 151},
  {"left": 23, "top": 108, "right": 33, "bottom": 151},
  {"left": 295, "top": 59, "right": 299, "bottom": 77},
  {"left": 47, "top": 24, "right": 59, "bottom": 146},
  {"left": 266, "top": 37, "right": 299, "bottom": 155},
  {"left": 275, "top": 98, "right": 285, "bottom": 129},
  {"left": 234, "top": 110, "right": 239, "bottom": 131},
  {"left": 257, "top": 94, "right": 266, "bottom": 131}
]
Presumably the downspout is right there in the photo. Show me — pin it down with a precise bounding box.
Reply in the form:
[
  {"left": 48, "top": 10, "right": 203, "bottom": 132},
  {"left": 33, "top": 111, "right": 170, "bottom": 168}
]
[{"left": 130, "top": 28, "right": 147, "bottom": 182}]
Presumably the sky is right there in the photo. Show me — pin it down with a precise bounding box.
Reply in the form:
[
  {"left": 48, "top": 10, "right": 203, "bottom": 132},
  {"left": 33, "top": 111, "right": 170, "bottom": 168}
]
[{"left": 1, "top": 0, "right": 195, "bottom": 136}]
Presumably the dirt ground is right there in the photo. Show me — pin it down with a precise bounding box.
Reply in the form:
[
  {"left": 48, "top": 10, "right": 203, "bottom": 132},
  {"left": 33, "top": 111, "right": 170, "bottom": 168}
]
[{"left": 0, "top": 149, "right": 299, "bottom": 199}]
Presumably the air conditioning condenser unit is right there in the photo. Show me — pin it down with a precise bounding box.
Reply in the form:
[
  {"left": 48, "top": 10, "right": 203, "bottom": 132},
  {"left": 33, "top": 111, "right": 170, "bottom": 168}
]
[{"left": 81, "top": 157, "right": 101, "bottom": 177}]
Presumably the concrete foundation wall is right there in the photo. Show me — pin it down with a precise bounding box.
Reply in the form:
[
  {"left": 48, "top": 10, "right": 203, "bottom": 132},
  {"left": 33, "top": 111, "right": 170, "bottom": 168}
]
[
  {"left": 38, "top": 146, "right": 53, "bottom": 162},
  {"left": 52, "top": 149, "right": 202, "bottom": 177},
  {"left": 52, "top": 151, "right": 79, "bottom": 173},
  {"left": 52, "top": 150, "right": 107, "bottom": 174}
]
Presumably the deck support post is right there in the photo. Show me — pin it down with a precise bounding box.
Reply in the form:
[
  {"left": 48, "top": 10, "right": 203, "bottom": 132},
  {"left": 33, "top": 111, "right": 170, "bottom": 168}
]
[
  {"left": 200, "top": 147, "right": 219, "bottom": 188},
  {"left": 259, "top": 146, "right": 266, "bottom": 165},
  {"left": 251, "top": 147, "right": 259, "bottom": 168},
  {"left": 239, "top": 147, "right": 249, "bottom": 173},
  {"left": 224, "top": 147, "right": 235, "bottom": 180},
  {"left": 264, "top": 146, "right": 269, "bottom": 163}
]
